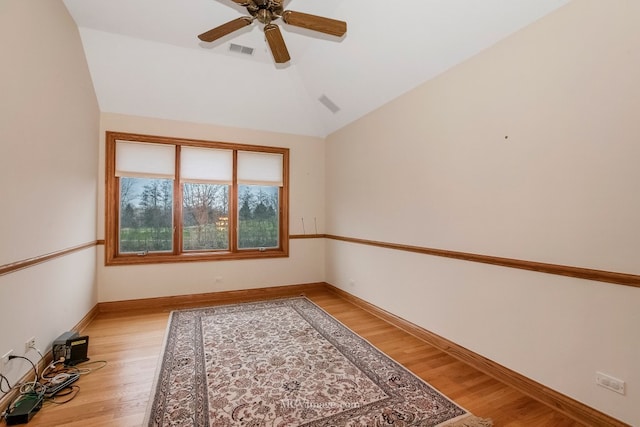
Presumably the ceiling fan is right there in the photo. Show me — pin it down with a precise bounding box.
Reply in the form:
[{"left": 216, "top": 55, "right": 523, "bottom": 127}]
[{"left": 198, "top": 0, "right": 347, "bottom": 64}]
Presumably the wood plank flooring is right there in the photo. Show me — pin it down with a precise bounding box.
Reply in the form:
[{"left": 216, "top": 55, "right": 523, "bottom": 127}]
[{"left": 21, "top": 288, "right": 583, "bottom": 426}]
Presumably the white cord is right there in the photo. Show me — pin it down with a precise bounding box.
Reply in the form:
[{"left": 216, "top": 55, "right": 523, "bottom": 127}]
[{"left": 48, "top": 373, "right": 74, "bottom": 385}]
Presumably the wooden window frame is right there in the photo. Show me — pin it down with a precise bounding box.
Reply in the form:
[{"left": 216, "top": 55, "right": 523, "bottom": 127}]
[{"left": 105, "top": 131, "right": 289, "bottom": 266}]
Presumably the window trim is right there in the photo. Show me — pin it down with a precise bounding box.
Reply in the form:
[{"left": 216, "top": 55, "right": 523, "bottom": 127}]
[{"left": 105, "top": 131, "right": 289, "bottom": 266}]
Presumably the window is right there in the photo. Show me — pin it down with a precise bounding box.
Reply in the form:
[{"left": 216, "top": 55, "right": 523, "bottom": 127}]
[{"left": 105, "top": 132, "right": 289, "bottom": 265}]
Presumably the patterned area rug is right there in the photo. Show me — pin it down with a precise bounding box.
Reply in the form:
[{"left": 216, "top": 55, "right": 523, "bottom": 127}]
[{"left": 145, "top": 297, "right": 492, "bottom": 427}]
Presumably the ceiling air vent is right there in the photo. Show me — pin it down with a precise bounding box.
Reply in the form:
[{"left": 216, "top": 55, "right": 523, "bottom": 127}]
[
  {"left": 229, "top": 43, "right": 254, "bottom": 56},
  {"left": 318, "top": 94, "right": 340, "bottom": 114}
]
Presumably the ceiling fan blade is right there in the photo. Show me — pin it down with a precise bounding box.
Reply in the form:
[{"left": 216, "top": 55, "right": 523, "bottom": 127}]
[
  {"left": 281, "top": 10, "right": 346, "bottom": 37},
  {"left": 198, "top": 17, "right": 253, "bottom": 42},
  {"left": 264, "top": 24, "right": 290, "bottom": 63}
]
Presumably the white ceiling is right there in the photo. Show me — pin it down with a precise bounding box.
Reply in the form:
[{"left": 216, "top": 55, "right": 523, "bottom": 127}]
[{"left": 63, "top": 0, "right": 570, "bottom": 138}]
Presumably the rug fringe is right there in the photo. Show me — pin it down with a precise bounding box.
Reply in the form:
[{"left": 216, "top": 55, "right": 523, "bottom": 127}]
[{"left": 440, "top": 415, "right": 494, "bottom": 427}]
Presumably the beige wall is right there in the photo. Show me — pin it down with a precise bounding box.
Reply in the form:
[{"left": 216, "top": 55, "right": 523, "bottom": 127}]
[
  {"left": 3, "top": 0, "right": 638, "bottom": 423},
  {"left": 325, "top": 0, "right": 640, "bottom": 423},
  {"left": 97, "top": 113, "right": 326, "bottom": 302},
  {"left": 0, "top": 0, "right": 99, "bottom": 385}
]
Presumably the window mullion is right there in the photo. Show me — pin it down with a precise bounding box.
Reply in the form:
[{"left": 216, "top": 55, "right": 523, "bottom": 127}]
[
  {"left": 174, "top": 145, "right": 183, "bottom": 255},
  {"left": 230, "top": 150, "right": 238, "bottom": 253}
]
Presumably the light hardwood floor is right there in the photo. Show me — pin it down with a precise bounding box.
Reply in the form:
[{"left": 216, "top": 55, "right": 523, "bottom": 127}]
[{"left": 21, "top": 288, "right": 582, "bottom": 426}]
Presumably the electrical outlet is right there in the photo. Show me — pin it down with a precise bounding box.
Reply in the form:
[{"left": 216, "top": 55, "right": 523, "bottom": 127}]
[
  {"left": 25, "top": 337, "right": 36, "bottom": 353},
  {"left": 1, "top": 349, "right": 14, "bottom": 373},
  {"left": 596, "top": 372, "right": 625, "bottom": 395}
]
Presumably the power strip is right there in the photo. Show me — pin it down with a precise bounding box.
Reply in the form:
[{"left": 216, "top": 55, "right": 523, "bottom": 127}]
[{"left": 44, "top": 374, "right": 79, "bottom": 398}]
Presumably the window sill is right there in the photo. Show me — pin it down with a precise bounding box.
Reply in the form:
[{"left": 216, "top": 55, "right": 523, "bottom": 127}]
[{"left": 105, "top": 249, "right": 288, "bottom": 266}]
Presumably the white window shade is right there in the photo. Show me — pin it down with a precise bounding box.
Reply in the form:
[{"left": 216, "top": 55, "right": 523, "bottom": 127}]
[
  {"left": 115, "top": 141, "right": 175, "bottom": 179},
  {"left": 237, "top": 151, "right": 283, "bottom": 186},
  {"left": 181, "top": 147, "right": 233, "bottom": 184}
]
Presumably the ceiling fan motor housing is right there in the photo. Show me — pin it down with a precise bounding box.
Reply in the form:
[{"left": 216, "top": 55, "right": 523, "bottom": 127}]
[{"left": 246, "top": 0, "right": 283, "bottom": 24}]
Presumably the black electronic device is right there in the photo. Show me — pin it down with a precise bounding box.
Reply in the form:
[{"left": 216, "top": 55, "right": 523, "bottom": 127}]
[
  {"left": 4, "top": 394, "right": 43, "bottom": 425},
  {"left": 51, "top": 332, "right": 89, "bottom": 366}
]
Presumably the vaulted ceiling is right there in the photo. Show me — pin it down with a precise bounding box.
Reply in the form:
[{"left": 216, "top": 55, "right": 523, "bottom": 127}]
[{"left": 63, "top": 0, "right": 570, "bottom": 137}]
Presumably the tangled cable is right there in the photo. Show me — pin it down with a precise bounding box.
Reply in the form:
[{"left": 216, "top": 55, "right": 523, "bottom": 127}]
[{"left": 1, "top": 349, "right": 107, "bottom": 421}]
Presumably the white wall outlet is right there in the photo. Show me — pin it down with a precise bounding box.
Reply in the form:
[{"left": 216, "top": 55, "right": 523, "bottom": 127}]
[
  {"left": 25, "top": 337, "right": 36, "bottom": 353},
  {"left": 596, "top": 372, "right": 625, "bottom": 395},
  {"left": 1, "top": 349, "right": 14, "bottom": 373}
]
